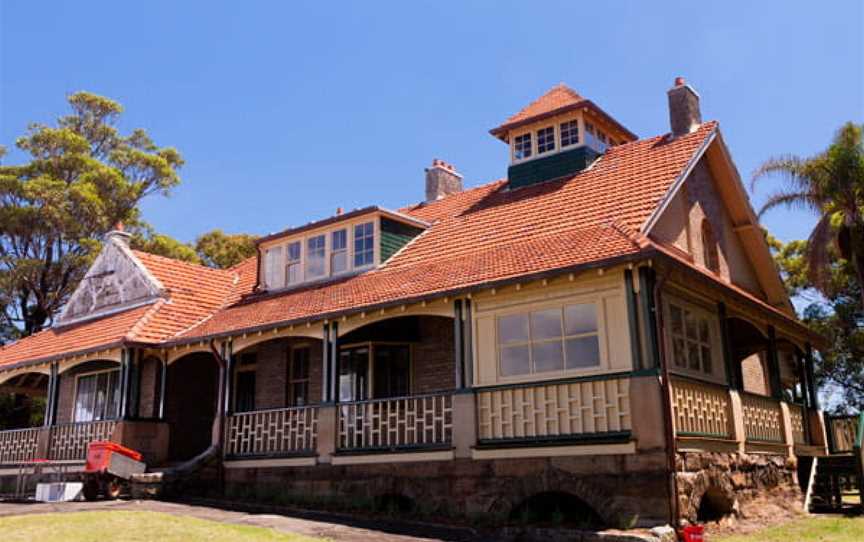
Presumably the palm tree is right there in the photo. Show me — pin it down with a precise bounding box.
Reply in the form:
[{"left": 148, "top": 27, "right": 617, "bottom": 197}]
[{"left": 753, "top": 122, "right": 864, "bottom": 307}]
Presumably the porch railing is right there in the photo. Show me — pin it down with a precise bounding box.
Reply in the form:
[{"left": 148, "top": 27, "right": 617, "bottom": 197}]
[
  {"left": 0, "top": 427, "right": 41, "bottom": 464},
  {"left": 48, "top": 420, "right": 117, "bottom": 461},
  {"left": 788, "top": 403, "right": 807, "bottom": 445},
  {"left": 670, "top": 377, "right": 733, "bottom": 439},
  {"left": 476, "top": 375, "right": 631, "bottom": 443},
  {"left": 740, "top": 393, "right": 783, "bottom": 443},
  {"left": 225, "top": 406, "right": 318, "bottom": 458},
  {"left": 337, "top": 392, "right": 453, "bottom": 451}
]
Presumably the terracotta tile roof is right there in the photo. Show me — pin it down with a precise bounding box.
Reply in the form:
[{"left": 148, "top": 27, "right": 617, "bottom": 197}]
[
  {"left": 175, "top": 123, "right": 717, "bottom": 341},
  {"left": 0, "top": 251, "right": 243, "bottom": 369},
  {"left": 490, "top": 84, "right": 637, "bottom": 141}
]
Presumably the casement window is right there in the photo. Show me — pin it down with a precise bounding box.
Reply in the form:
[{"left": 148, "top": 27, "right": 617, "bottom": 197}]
[
  {"left": 497, "top": 303, "right": 601, "bottom": 377},
  {"left": 74, "top": 369, "right": 120, "bottom": 422},
  {"left": 353, "top": 222, "right": 374, "bottom": 268},
  {"left": 287, "top": 346, "right": 310, "bottom": 406},
  {"left": 306, "top": 235, "right": 326, "bottom": 279},
  {"left": 264, "top": 246, "right": 284, "bottom": 289},
  {"left": 536, "top": 126, "right": 556, "bottom": 154},
  {"left": 373, "top": 345, "right": 411, "bottom": 398},
  {"left": 331, "top": 229, "right": 348, "bottom": 275},
  {"left": 667, "top": 300, "right": 717, "bottom": 377},
  {"left": 234, "top": 353, "right": 257, "bottom": 413},
  {"left": 560, "top": 120, "right": 579, "bottom": 147},
  {"left": 285, "top": 241, "right": 302, "bottom": 285},
  {"left": 514, "top": 133, "right": 532, "bottom": 160}
]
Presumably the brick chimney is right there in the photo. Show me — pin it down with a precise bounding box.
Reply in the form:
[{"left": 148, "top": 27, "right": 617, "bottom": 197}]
[
  {"left": 667, "top": 77, "right": 702, "bottom": 137},
  {"left": 106, "top": 222, "right": 132, "bottom": 246},
  {"left": 425, "top": 159, "right": 463, "bottom": 202}
]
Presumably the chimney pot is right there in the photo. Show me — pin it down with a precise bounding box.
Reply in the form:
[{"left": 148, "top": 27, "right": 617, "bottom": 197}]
[
  {"left": 667, "top": 77, "right": 702, "bottom": 137},
  {"left": 425, "top": 159, "right": 463, "bottom": 202},
  {"left": 336, "top": 207, "right": 344, "bottom": 216}
]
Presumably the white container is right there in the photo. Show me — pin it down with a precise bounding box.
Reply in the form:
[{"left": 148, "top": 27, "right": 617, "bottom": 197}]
[{"left": 35, "top": 482, "right": 84, "bottom": 502}]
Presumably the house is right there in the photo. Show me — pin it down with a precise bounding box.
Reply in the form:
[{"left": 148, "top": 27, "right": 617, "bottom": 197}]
[{"left": 0, "top": 78, "right": 830, "bottom": 527}]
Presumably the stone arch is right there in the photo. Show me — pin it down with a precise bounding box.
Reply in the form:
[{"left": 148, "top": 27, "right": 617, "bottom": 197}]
[{"left": 681, "top": 471, "right": 737, "bottom": 523}]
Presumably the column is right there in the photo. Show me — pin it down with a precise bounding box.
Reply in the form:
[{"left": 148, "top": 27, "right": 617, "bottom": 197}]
[
  {"left": 322, "top": 323, "right": 331, "bottom": 403},
  {"left": 766, "top": 326, "right": 783, "bottom": 400},
  {"left": 223, "top": 341, "right": 234, "bottom": 416},
  {"left": 624, "top": 270, "right": 644, "bottom": 371},
  {"left": 805, "top": 343, "right": 819, "bottom": 410},
  {"left": 157, "top": 352, "right": 168, "bottom": 420},
  {"left": 454, "top": 299, "right": 464, "bottom": 389},
  {"left": 718, "top": 303, "right": 738, "bottom": 389}
]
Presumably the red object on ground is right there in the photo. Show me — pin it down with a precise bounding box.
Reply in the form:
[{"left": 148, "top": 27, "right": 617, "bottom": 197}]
[
  {"left": 680, "top": 524, "right": 704, "bottom": 542},
  {"left": 85, "top": 441, "right": 143, "bottom": 473}
]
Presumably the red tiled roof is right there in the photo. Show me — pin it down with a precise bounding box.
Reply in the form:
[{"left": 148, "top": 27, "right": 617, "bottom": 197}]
[{"left": 175, "top": 123, "right": 717, "bottom": 341}]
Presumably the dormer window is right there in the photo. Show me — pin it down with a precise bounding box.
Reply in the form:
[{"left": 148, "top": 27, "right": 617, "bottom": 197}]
[
  {"left": 354, "top": 222, "right": 374, "bottom": 267},
  {"left": 537, "top": 126, "right": 556, "bottom": 154},
  {"left": 306, "top": 235, "right": 326, "bottom": 279},
  {"left": 286, "top": 241, "right": 301, "bottom": 285},
  {"left": 265, "top": 246, "right": 284, "bottom": 289},
  {"left": 560, "top": 120, "right": 579, "bottom": 147},
  {"left": 331, "top": 229, "right": 348, "bottom": 274},
  {"left": 514, "top": 133, "right": 532, "bottom": 160}
]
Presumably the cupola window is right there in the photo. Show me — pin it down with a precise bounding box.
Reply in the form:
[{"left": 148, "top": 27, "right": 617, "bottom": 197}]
[
  {"left": 560, "top": 120, "right": 580, "bottom": 147},
  {"left": 537, "top": 126, "right": 556, "bottom": 154},
  {"left": 514, "top": 133, "right": 533, "bottom": 160}
]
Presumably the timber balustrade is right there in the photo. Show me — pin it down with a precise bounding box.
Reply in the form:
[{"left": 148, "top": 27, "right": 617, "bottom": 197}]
[
  {"left": 337, "top": 392, "right": 454, "bottom": 451},
  {"left": 740, "top": 393, "right": 784, "bottom": 443},
  {"left": 828, "top": 415, "right": 859, "bottom": 453},
  {"left": 670, "top": 376, "right": 733, "bottom": 439},
  {"left": 476, "top": 375, "right": 631, "bottom": 443},
  {"left": 225, "top": 406, "right": 318, "bottom": 458},
  {"left": 48, "top": 420, "right": 117, "bottom": 461},
  {"left": 788, "top": 403, "right": 807, "bottom": 445},
  {"left": 0, "top": 427, "right": 41, "bottom": 464}
]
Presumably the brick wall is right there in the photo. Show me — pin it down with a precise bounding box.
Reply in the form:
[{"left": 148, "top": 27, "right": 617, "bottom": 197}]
[
  {"left": 138, "top": 356, "right": 161, "bottom": 418},
  {"left": 247, "top": 337, "right": 324, "bottom": 410},
  {"left": 741, "top": 352, "right": 769, "bottom": 396},
  {"left": 412, "top": 316, "right": 455, "bottom": 393}
]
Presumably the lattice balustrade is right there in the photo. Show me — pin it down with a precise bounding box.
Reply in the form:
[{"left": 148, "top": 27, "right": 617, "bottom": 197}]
[
  {"left": 670, "top": 377, "right": 732, "bottom": 438},
  {"left": 0, "top": 427, "right": 41, "bottom": 464},
  {"left": 476, "top": 376, "right": 631, "bottom": 441},
  {"left": 48, "top": 421, "right": 116, "bottom": 461},
  {"left": 225, "top": 406, "right": 318, "bottom": 457},
  {"left": 788, "top": 403, "right": 807, "bottom": 445},
  {"left": 338, "top": 393, "right": 453, "bottom": 450},
  {"left": 741, "top": 394, "right": 783, "bottom": 443}
]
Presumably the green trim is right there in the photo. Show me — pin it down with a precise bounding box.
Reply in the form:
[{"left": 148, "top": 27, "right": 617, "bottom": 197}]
[
  {"left": 507, "top": 146, "right": 600, "bottom": 190},
  {"left": 624, "top": 270, "right": 643, "bottom": 370},
  {"left": 638, "top": 267, "right": 660, "bottom": 368},
  {"left": 476, "top": 430, "right": 632, "bottom": 448},
  {"left": 380, "top": 217, "right": 424, "bottom": 262}
]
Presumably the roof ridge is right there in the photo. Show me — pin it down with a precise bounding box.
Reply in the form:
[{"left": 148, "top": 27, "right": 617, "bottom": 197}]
[
  {"left": 132, "top": 249, "right": 234, "bottom": 276},
  {"left": 125, "top": 298, "right": 167, "bottom": 343}
]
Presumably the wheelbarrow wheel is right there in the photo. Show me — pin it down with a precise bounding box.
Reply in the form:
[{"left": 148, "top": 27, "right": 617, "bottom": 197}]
[
  {"left": 82, "top": 479, "right": 101, "bottom": 501},
  {"left": 106, "top": 479, "right": 123, "bottom": 499}
]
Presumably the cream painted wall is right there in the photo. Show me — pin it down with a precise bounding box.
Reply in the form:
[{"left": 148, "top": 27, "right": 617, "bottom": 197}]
[{"left": 472, "top": 272, "right": 634, "bottom": 387}]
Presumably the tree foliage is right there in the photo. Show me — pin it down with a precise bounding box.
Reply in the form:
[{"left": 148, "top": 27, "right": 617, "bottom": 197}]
[
  {"left": 0, "top": 92, "right": 183, "bottom": 338},
  {"left": 194, "top": 229, "right": 258, "bottom": 269}
]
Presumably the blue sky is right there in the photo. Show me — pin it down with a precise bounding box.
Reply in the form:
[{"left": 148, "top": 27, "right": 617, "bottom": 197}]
[{"left": 1, "top": 1, "right": 862, "bottom": 248}]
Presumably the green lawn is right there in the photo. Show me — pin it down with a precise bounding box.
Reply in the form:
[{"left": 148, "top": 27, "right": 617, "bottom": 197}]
[
  {"left": 714, "top": 516, "right": 864, "bottom": 542},
  {"left": 0, "top": 511, "right": 325, "bottom": 542}
]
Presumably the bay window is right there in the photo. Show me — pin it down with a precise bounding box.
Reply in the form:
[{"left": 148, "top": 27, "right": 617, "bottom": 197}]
[
  {"left": 497, "top": 302, "right": 601, "bottom": 377},
  {"left": 74, "top": 369, "right": 120, "bottom": 422}
]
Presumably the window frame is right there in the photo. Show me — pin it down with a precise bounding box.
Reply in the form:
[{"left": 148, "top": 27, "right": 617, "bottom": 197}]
[
  {"left": 560, "top": 120, "right": 580, "bottom": 148},
  {"left": 73, "top": 368, "right": 121, "bottom": 423},
  {"left": 664, "top": 295, "right": 724, "bottom": 383},
  {"left": 536, "top": 126, "right": 556, "bottom": 155},
  {"left": 233, "top": 353, "right": 257, "bottom": 413},
  {"left": 330, "top": 229, "right": 348, "bottom": 276},
  {"left": 305, "top": 234, "right": 327, "bottom": 280},
  {"left": 513, "top": 132, "right": 533, "bottom": 161},
  {"left": 494, "top": 299, "right": 606, "bottom": 382},
  {"left": 286, "top": 344, "right": 312, "bottom": 407},
  {"left": 285, "top": 240, "right": 302, "bottom": 286},
  {"left": 353, "top": 221, "right": 375, "bottom": 269}
]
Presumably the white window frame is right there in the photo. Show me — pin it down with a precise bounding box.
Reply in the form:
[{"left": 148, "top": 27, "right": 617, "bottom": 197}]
[
  {"left": 560, "top": 120, "right": 580, "bottom": 148},
  {"left": 664, "top": 295, "right": 724, "bottom": 383},
  {"left": 536, "top": 126, "right": 556, "bottom": 155},
  {"left": 330, "top": 229, "right": 348, "bottom": 276},
  {"left": 353, "top": 221, "right": 375, "bottom": 269},
  {"left": 285, "top": 241, "right": 302, "bottom": 285},
  {"left": 493, "top": 297, "right": 608, "bottom": 382},
  {"left": 73, "top": 368, "right": 121, "bottom": 423}
]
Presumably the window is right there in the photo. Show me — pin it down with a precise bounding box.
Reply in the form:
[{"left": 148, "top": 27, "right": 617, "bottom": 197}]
[
  {"left": 514, "top": 133, "right": 532, "bottom": 160},
  {"left": 287, "top": 346, "right": 310, "bottom": 406},
  {"left": 354, "top": 222, "right": 374, "bottom": 267},
  {"left": 285, "top": 241, "right": 301, "bottom": 285},
  {"left": 74, "top": 369, "right": 120, "bottom": 422},
  {"left": 668, "top": 302, "right": 715, "bottom": 376},
  {"left": 701, "top": 220, "right": 720, "bottom": 273},
  {"left": 497, "top": 303, "right": 600, "bottom": 377},
  {"left": 264, "top": 246, "right": 284, "bottom": 289},
  {"left": 373, "top": 345, "right": 411, "bottom": 398},
  {"left": 560, "top": 120, "right": 579, "bottom": 147},
  {"left": 305, "top": 235, "right": 326, "bottom": 279},
  {"left": 331, "top": 229, "right": 347, "bottom": 275},
  {"left": 234, "top": 353, "right": 257, "bottom": 413},
  {"left": 537, "top": 126, "right": 555, "bottom": 154}
]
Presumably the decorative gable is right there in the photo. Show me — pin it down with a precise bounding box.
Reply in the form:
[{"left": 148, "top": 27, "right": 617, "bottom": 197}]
[{"left": 57, "top": 236, "right": 164, "bottom": 326}]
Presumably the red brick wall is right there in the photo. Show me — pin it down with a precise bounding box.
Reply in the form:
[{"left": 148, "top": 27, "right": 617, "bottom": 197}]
[
  {"left": 245, "top": 337, "right": 324, "bottom": 410},
  {"left": 137, "top": 356, "right": 161, "bottom": 418},
  {"left": 741, "top": 352, "right": 769, "bottom": 396},
  {"left": 412, "top": 316, "right": 455, "bottom": 394}
]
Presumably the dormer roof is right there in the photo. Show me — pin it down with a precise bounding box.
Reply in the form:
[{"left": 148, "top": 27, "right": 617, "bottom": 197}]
[{"left": 489, "top": 83, "right": 637, "bottom": 142}]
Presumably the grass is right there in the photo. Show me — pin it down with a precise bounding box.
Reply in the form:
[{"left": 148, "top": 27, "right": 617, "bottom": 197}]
[
  {"left": 0, "top": 511, "right": 326, "bottom": 542},
  {"left": 714, "top": 516, "right": 864, "bottom": 542}
]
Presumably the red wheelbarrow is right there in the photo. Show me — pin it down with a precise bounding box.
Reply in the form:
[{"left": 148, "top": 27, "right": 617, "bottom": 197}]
[{"left": 82, "top": 441, "right": 146, "bottom": 500}]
